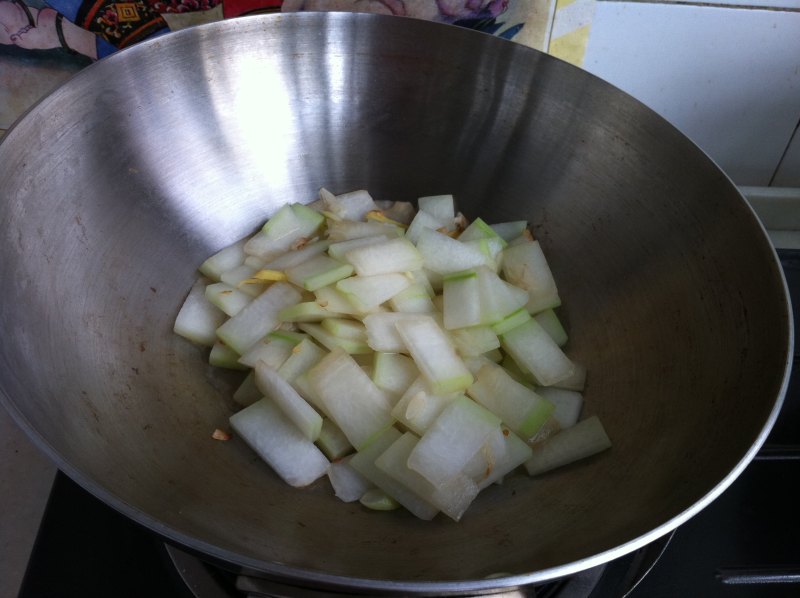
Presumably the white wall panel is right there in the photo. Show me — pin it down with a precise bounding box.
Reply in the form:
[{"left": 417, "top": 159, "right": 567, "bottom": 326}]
[{"left": 582, "top": 2, "right": 800, "bottom": 185}]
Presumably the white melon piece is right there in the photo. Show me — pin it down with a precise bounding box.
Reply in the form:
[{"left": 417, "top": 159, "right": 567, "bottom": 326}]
[
  {"left": 380, "top": 200, "right": 416, "bottom": 224},
  {"left": 316, "top": 419, "right": 354, "bottom": 460},
  {"left": 500, "top": 318, "right": 576, "bottom": 387},
  {"left": 389, "top": 283, "right": 437, "bottom": 314},
  {"left": 375, "top": 432, "right": 479, "bottom": 522},
  {"left": 307, "top": 348, "right": 394, "bottom": 450},
  {"left": 233, "top": 371, "right": 261, "bottom": 407},
  {"left": 442, "top": 270, "right": 481, "bottom": 330},
  {"left": 458, "top": 217, "right": 507, "bottom": 245},
  {"left": 467, "top": 363, "right": 555, "bottom": 439},
  {"left": 536, "top": 387, "right": 584, "bottom": 429},
  {"left": 463, "top": 426, "right": 532, "bottom": 490},
  {"left": 344, "top": 237, "right": 423, "bottom": 276},
  {"left": 489, "top": 221, "right": 528, "bottom": 242},
  {"left": 260, "top": 239, "right": 330, "bottom": 271},
  {"left": 286, "top": 254, "right": 354, "bottom": 292},
  {"left": 551, "top": 362, "right": 587, "bottom": 391},
  {"left": 204, "top": 282, "right": 253, "bottom": 317},
  {"left": 174, "top": 277, "right": 227, "bottom": 346},
  {"left": 326, "top": 220, "right": 402, "bottom": 241},
  {"left": 320, "top": 318, "right": 367, "bottom": 341},
  {"left": 216, "top": 282, "right": 302, "bottom": 355},
  {"left": 501, "top": 240, "right": 561, "bottom": 314},
  {"left": 298, "top": 322, "right": 370, "bottom": 354},
  {"left": 244, "top": 203, "right": 324, "bottom": 260},
  {"left": 336, "top": 273, "right": 411, "bottom": 311},
  {"left": 417, "top": 194, "right": 455, "bottom": 228},
  {"left": 407, "top": 396, "right": 500, "bottom": 487},
  {"left": 448, "top": 325, "right": 500, "bottom": 357},
  {"left": 322, "top": 189, "right": 379, "bottom": 221},
  {"left": 209, "top": 341, "right": 246, "bottom": 370},
  {"left": 238, "top": 330, "right": 303, "bottom": 369},
  {"left": 328, "top": 456, "right": 372, "bottom": 502},
  {"left": 363, "top": 312, "right": 420, "bottom": 353},
  {"left": 255, "top": 362, "right": 322, "bottom": 441},
  {"left": 371, "top": 352, "right": 418, "bottom": 399},
  {"left": 524, "top": 416, "right": 611, "bottom": 476},
  {"left": 416, "top": 228, "right": 492, "bottom": 275},
  {"left": 533, "top": 309, "right": 568, "bottom": 347},
  {"left": 390, "top": 378, "right": 460, "bottom": 436},
  {"left": 199, "top": 238, "right": 247, "bottom": 281},
  {"left": 327, "top": 235, "right": 390, "bottom": 262},
  {"left": 349, "top": 427, "right": 439, "bottom": 520},
  {"left": 475, "top": 266, "right": 529, "bottom": 325},
  {"left": 220, "top": 264, "right": 266, "bottom": 297},
  {"left": 276, "top": 337, "right": 327, "bottom": 382},
  {"left": 405, "top": 209, "right": 444, "bottom": 244},
  {"left": 229, "top": 398, "right": 328, "bottom": 488},
  {"left": 491, "top": 307, "right": 532, "bottom": 336},
  {"left": 314, "top": 285, "right": 367, "bottom": 316},
  {"left": 359, "top": 488, "right": 401, "bottom": 510},
  {"left": 278, "top": 301, "right": 345, "bottom": 322},
  {"left": 464, "top": 237, "right": 505, "bottom": 272},
  {"left": 394, "top": 315, "right": 473, "bottom": 395}
]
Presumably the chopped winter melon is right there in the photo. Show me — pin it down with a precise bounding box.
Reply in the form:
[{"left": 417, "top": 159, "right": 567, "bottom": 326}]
[
  {"left": 349, "top": 427, "right": 439, "bottom": 520},
  {"left": 524, "top": 416, "right": 611, "bottom": 476},
  {"left": 285, "top": 254, "right": 354, "bottom": 292},
  {"left": 216, "top": 282, "right": 302, "bottom": 355},
  {"left": 489, "top": 221, "right": 528, "bottom": 242},
  {"left": 416, "top": 228, "right": 492, "bottom": 275},
  {"left": 229, "top": 398, "right": 328, "bottom": 488},
  {"left": 418, "top": 194, "right": 455, "bottom": 228},
  {"left": 307, "top": 348, "right": 394, "bottom": 450},
  {"left": 238, "top": 331, "right": 303, "bottom": 369},
  {"left": 320, "top": 318, "right": 367, "bottom": 342},
  {"left": 199, "top": 238, "right": 247, "bottom": 281},
  {"left": 328, "top": 456, "right": 372, "bottom": 502},
  {"left": 344, "top": 237, "right": 423, "bottom": 276},
  {"left": 174, "top": 277, "right": 227, "bottom": 346},
  {"left": 278, "top": 301, "right": 344, "bottom": 322},
  {"left": 394, "top": 315, "right": 473, "bottom": 395},
  {"left": 536, "top": 387, "right": 584, "bottom": 428},
  {"left": 442, "top": 270, "right": 481, "bottom": 330},
  {"left": 254, "top": 362, "right": 322, "bottom": 441},
  {"left": 389, "top": 283, "right": 437, "bottom": 314},
  {"left": 534, "top": 309, "right": 568, "bottom": 346},
  {"left": 317, "top": 419, "right": 354, "bottom": 460},
  {"left": 371, "top": 352, "right": 418, "bottom": 399},
  {"left": 276, "top": 337, "right": 327, "bottom": 382},
  {"left": 390, "top": 377, "right": 460, "bottom": 436},
  {"left": 500, "top": 318, "right": 576, "bottom": 387},
  {"left": 467, "top": 363, "right": 555, "bottom": 439},
  {"left": 179, "top": 190, "right": 606, "bottom": 522},
  {"left": 502, "top": 240, "right": 561, "bottom": 314},
  {"left": 407, "top": 396, "right": 501, "bottom": 487},
  {"left": 321, "top": 189, "right": 378, "bottom": 221},
  {"left": 337, "top": 273, "right": 412, "bottom": 311},
  {"left": 209, "top": 341, "right": 246, "bottom": 370},
  {"left": 375, "top": 432, "right": 479, "bottom": 522},
  {"left": 205, "top": 282, "right": 252, "bottom": 317},
  {"left": 298, "top": 322, "right": 371, "bottom": 355}
]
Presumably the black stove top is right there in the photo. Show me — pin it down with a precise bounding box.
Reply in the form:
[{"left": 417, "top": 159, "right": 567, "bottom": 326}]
[{"left": 18, "top": 249, "right": 799, "bottom": 598}]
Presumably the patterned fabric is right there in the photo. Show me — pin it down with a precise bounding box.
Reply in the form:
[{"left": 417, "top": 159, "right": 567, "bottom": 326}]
[{"left": 71, "top": 0, "right": 219, "bottom": 49}]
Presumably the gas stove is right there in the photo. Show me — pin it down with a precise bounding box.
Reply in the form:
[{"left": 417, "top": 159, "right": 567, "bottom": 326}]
[{"left": 18, "top": 248, "right": 798, "bottom": 598}]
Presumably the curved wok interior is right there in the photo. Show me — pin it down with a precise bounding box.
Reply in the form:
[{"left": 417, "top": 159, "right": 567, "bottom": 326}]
[{"left": 0, "top": 13, "right": 792, "bottom": 592}]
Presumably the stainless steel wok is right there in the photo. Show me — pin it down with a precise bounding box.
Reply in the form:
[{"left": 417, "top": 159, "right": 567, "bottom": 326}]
[{"left": 0, "top": 12, "right": 793, "bottom": 595}]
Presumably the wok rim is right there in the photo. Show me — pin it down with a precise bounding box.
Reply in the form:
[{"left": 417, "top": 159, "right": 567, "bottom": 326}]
[{"left": 0, "top": 11, "right": 795, "bottom": 594}]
